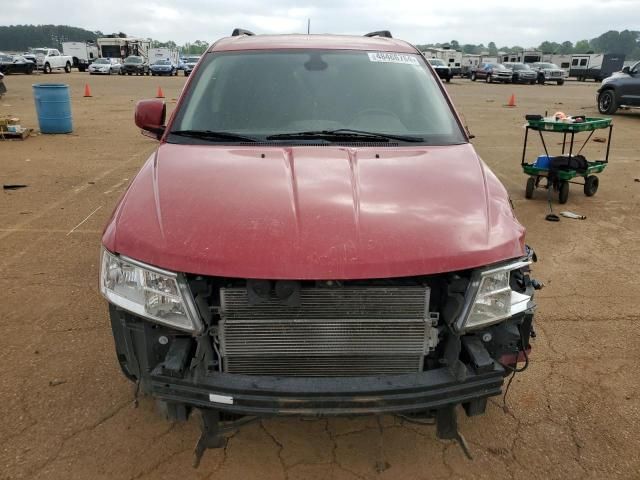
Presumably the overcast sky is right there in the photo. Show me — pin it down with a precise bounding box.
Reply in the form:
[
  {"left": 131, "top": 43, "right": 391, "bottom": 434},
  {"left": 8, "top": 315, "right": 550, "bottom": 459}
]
[{"left": 3, "top": 0, "right": 639, "bottom": 46}]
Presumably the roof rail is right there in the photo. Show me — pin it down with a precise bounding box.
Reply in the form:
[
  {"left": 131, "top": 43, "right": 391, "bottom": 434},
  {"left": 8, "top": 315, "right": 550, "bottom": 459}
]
[
  {"left": 231, "top": 28, "right": 255, "bottom": 37},
  {"left": 364, "top": 30, "right": 393, "bottom": 39}
]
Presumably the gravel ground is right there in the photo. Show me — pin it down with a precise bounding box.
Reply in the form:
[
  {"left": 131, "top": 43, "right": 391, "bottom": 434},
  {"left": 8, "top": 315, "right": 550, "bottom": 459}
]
[{"left": 1, "top": 71, "right": 639, "bottom": 480}]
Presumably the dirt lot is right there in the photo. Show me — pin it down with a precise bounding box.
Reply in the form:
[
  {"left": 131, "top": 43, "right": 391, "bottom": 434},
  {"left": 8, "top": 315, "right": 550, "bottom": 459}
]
[{"left": 1, "top": 70, "right": 639, "bottom": 480}]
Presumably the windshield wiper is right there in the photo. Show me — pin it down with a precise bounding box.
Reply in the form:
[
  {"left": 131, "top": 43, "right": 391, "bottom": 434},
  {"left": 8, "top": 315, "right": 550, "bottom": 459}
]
[
  {"left": 266, "top": 129, "right": 424, "bottom": 143},
  {"left": 169, "top": 130, "right": 258, "bottom": 142}
]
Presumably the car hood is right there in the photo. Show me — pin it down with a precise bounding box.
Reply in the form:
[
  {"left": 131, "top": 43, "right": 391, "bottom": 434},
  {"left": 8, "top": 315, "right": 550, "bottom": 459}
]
[{"left": 102, "top": 143, "right": 525, "bottom": 279}]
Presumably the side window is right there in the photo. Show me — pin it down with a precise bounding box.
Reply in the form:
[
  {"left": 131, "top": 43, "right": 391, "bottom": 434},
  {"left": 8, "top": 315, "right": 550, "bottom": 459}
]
[
  {"left": 571, "top": 59, "right": 579, "bottom": 66},
  {"left": 580, "top": 59, "right": 587, "bottom": 66}
]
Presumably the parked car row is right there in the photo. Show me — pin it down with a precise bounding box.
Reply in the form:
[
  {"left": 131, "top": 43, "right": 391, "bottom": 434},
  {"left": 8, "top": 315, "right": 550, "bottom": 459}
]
[{"left": 469, "top": 61, "right": 567, "bottom": 85}]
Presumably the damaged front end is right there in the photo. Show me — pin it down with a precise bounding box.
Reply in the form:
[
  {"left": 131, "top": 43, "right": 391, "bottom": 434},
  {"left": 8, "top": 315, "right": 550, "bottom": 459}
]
[{"left": 101, "top": 248, "right": 539, "bottom": 465}]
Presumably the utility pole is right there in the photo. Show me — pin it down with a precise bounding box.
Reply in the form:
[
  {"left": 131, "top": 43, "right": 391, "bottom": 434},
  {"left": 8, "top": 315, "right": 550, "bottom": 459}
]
[{"left": 307, "top": 19, "right": 310, "bottom": 34}]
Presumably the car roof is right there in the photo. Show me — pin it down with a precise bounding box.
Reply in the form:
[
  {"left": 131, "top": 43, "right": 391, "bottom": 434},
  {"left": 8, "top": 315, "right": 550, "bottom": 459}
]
[{"left": 210, "top": 34, "right": 417, "bottom": 54}]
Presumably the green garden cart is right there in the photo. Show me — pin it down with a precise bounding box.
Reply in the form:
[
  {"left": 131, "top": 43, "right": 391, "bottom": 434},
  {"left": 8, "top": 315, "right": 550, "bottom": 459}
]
[{"left": 521, "top": 116, "right": 613, "bottom": 204}]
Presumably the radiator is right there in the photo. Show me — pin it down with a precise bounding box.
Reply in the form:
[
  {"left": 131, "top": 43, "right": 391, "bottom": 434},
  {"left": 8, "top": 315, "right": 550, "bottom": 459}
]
[{"left": 218, "top": 286, "right": 438, "bottom": 376}]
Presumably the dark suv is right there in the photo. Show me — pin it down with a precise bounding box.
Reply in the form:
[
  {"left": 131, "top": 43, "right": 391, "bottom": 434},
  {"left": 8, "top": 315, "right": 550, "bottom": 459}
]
[
  {"left": 470, "top": 63, "right": 513, "bottom": 83},
  {"left": 102, "top": 28, "right": 538, "bottom": 465},
  {"left": 120, "top": 55, "right": 149, "bottom": 76},
  {"left": 597, "top": 61, "right": 640, "bottom": 114}
]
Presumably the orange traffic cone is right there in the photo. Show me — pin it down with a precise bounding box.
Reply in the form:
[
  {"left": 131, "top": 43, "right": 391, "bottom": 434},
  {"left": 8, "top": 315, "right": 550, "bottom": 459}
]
[
  {"left": 83, "top": 83, "right": 92, "bottom": 97},
  {"left": 156, "top": 86, "right": 165, "bottom": 99},
  {"left": 506, "top": 93, "right": 516, "bottom": 107}
]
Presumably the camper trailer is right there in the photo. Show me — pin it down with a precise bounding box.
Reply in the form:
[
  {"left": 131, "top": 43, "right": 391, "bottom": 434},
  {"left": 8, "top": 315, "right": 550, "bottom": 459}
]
[
  {"left": 570, "top": 53, "right": 625, "bottom": 81},
  {"left": 62, "top": 42, "right": 99, "bottom": 72},
  {"left": 461, "top": 54, "right": 481, "bottom": 77},
  {"left": 545, "top": 54, "right": 572, "bottom": 73},
  {"left": 500, "top": 50, "right": 542, "bottom": 64},
  {"left": 422, "top": 47, "right": 463, "bottom": 76},
  {"left": 148, "top": 47, "right": 179, "bottom": 66},
  {"left": 97, "top": 37, "right": 151, "bottom": 63}
]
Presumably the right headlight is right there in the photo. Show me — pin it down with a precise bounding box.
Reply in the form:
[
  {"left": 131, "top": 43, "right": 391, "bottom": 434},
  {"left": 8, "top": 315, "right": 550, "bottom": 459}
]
[
  {"left": 99, "top": 248, "right": 203, "bottom": 334},
  {"left": 458, "top": 259, "right": 533, "bottom": 331}
]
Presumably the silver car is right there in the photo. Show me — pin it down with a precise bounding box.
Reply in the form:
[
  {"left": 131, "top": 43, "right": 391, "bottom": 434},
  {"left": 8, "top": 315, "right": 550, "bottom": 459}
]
[{"left": 88, "top": 58, "right": 117, "bottom": 75}]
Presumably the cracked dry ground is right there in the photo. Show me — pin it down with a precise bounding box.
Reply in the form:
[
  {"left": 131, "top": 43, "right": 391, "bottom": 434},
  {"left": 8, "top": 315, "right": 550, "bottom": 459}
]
[{"left": 1, "top": 73, "right": 639, "bottom": 480}]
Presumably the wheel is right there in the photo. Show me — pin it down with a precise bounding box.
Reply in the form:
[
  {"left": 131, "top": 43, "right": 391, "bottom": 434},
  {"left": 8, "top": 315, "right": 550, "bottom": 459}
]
[
  {"left": 27, "top": 66, "right": 34, "bottom": 74},
  {"left": 512, "top": 74, "right": 519, "bottom": 83},
  {"left": 470, "top": 72, "right": 476, "bottom": 81},
  {"left": 525, "top": 177, "right": 535, "bottom": 199},
  {"left": 598, "top": 89, "right": 618, "bottom": 114},
  {"left": 152, "top": 72, "right": 156, "bottom": 76},
  {"left": 445, "top": 76, "right": 450, "bottom": 83},
  {"left": 559, "top": 181, "right": 569, "bottom": 204},
  {"left": 64, "top": 62, "right": 71, "bottom": 73},
  {"left": 44, "top": 63, "right": 51, "bottom": 74},
  {"left": 184, "top": 71, "right": 189, "bottom": 76},
  {"left": 584, "top": 175, "right": 599, "bottom": 196},
  {"left": 529, "top": 80, "right": 535, "bottom": 85},
  {"left": 79, "top": 66, "right": 86, "bottom": 72},
  {"left": 486, "top": 74, "right": 492, "bottom": 83},
  {"left": 557, "top": 79, "right": 564, "bottom": 86},
  {"left": 537, "top": 74, "right": 545, "bottom": 85}
]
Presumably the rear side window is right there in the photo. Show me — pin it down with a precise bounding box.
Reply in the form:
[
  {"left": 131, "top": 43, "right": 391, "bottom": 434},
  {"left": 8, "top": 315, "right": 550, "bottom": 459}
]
[{"left": 171, "top": 50, "right": 465, "bottom": 145}]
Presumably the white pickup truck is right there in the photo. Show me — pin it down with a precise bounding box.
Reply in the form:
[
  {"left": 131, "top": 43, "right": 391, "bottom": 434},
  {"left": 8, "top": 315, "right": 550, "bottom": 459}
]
[{"left": 32, "top": 48, "right": 73, "bottom": 74}]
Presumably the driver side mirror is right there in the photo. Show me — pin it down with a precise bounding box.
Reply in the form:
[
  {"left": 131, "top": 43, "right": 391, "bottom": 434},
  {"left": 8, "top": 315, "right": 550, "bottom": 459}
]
[
  {"left": 134, "top": 99, "right": 166, "bottom": 140},
  {"left": 622, "top": 66, "right": 630, "bottom": 74}
]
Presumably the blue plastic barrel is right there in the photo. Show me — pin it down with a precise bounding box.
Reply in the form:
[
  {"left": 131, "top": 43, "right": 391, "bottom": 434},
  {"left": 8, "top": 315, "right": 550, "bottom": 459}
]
[{"left": 32, "top": 84, "right": 73, "bottom": 134}]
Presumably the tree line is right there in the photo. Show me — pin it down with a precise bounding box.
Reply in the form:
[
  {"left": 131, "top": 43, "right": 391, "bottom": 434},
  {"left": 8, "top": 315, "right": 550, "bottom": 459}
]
[
  {"left": 1, "top": 24, "right": 638, "bottom": 59},
  {"left": 417, "top": 30, "right": 640, "bottom": 59}
]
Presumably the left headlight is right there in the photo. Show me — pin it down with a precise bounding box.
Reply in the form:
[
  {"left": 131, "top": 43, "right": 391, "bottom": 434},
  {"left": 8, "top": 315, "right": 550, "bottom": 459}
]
[
  {"left": 100, "top": 248, "right": 203, "bottom": 334},
  {"left": 458, "top": 259, "right": 533, "bottom": 331}
]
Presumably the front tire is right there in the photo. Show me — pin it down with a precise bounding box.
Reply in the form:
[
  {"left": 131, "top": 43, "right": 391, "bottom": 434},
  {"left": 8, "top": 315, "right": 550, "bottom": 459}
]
[
  {"left": 598, "top": 90, "right": 618, "bottom": 114},
  {"left": 537, "top": 74, "right": 545, "bottom": 85},
  {"left": 470, "top": 72, "right": 476, "bottom": 81},
  {"left": 486, "top": 74, "right": 492, "bottom": 83},
  {"left": 557, "top": 79, "right": 564, "bottom": 86},
  {"left": 584, "top": 175, "right": 599, "bottom": 196},
  {"left": 43, "top": 63, "right": 51, "bottom": 74},
  {"left": 64, "top": 62, "right": 71, "bottom": 73}
]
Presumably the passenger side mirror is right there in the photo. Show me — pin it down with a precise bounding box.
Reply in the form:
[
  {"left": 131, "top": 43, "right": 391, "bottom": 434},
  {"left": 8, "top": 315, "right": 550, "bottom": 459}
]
[
  {"left": 622, "top": 66, "right": 630, "bottom": 74},
  {"left": 135, "top": 99, "right": 166, "bottom": 140}
]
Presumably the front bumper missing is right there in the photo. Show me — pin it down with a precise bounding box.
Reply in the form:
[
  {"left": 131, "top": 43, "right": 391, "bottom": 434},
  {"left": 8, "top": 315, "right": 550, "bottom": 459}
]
[{"left": 150, "top": 364, "right": 505, "bottom": 416}]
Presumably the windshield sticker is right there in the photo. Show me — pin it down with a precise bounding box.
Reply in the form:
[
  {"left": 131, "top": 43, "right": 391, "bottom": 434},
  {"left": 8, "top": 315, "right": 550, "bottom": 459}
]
[{"left": 368, "top": 52, "right": 420, "bottom": 65}]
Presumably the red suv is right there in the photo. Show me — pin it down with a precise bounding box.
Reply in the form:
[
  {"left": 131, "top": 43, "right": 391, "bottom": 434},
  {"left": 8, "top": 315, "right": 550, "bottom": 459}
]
[{"left": 100, "top": 29, "right": 537, "bottom": 464}]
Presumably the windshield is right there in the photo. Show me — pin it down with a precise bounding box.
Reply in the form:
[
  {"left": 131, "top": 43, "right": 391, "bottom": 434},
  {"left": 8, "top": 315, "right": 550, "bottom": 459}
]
[
  {"left": 94, "top": 58, "right": 110, "bottom": 64},
  {"left": 125, "top": 56, "right": 142, "bottom": 64},
  {"left": 428, "top": 58, "right": 445, "bottom": 66},
  {"left": 511, "top": 64, "right": 529, "bottom": 71},
  {"left": 495, "top": 64, "right": 509, "bottom": 70},
  {"left": 154, "top": 60, "right": 171, "bottom": 65},
  {"left": 32, "top": 49, "right": 48, "bottom": 55},
  {"left": 170, "top": 50, "right": 465, "bottom": 145}
]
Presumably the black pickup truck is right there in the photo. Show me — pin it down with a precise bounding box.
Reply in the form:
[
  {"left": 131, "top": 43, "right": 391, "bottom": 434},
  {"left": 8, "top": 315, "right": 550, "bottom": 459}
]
[{"left": 597, "top": 61, "right": 640, "bottom": 114}]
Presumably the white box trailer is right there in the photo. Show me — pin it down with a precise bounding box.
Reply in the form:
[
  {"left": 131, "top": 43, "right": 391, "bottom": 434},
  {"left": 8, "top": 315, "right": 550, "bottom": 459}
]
[
  {"left": 97, "top": 37, "right": 151, "bottom": 63},
  {"left": 148, "top": 47, "right": 179, "bottom": 65},
  {"left": 62, "top": 42, "right": 99, "bottom": 71}
]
